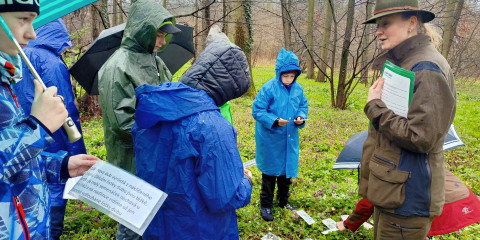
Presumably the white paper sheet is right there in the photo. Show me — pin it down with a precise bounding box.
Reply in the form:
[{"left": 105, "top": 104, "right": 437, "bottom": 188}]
[
  {"left": 381, "top": 66, "right": 412, "bottom": 118},
  {"left": 66, "top": 160, "right": 167, "bottom": 235}
]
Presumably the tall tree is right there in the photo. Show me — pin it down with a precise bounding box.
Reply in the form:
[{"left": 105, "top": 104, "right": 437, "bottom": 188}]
[
  {"left": 100, "top": 0, "right": 110, "bottom": 29},
  {"left": 222, "top": 0, "right": 229, "bottom": 34},
  {"left": 360, "top": 0, "right": 374, "bottom": 83},
  {"left": 194, "top": 0, "right": 199, "bottom": 61},
  {"left": 441, "top": 0, "right": 465, "bottom": 58},
  {"left": 280, "top": 0, "right": 292, "bottom": 51},
  {"left": 306, "top": 0, "right": 315, "bottom": 79},
  {"left": 163, "top": 0, "right": 167, "bottom": 7},
  {"left": 316, "top": 0, "right": 333, "bottom": 82},
  {"left": 334, "top": 0, "right": 355, "bottom": 109},
  {"left": 198, "top": 0, "right": 212, "bottom": 54},
  {"left": 234, "top": 0, "right": 256, "bottom": 97}
]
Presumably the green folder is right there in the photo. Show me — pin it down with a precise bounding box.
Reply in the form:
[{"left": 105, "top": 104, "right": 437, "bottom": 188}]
[{"left": 382, "top": 60, "right": 415, "bottom": 106}]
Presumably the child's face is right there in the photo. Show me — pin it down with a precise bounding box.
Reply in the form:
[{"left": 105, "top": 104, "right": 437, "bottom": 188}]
[
  {"left": 153, "top": 30, "right": 167, "bottom": 52},
  {"left": 0, "top": 12, "right": 37, "bottom": 56},
  {"left": 281, "top": 72, "right": 296, "bottom": 86}
]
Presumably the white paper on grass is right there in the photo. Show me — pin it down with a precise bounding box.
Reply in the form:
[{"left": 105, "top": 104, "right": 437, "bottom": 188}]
[
  {"left": 321, "top": 218, "right": 338, "bottom": 234},
  {"left": 67, "top": 160, "right": 168, "bottom": 236},
  {"left": 261, "top": 232, "right": 282, "bottom": 240},
  {"left": 296, "top": 210, "right": 316, "bottom": 225},
  {"left": 322, "top": 218, "right": 337, "bottom": 229}
]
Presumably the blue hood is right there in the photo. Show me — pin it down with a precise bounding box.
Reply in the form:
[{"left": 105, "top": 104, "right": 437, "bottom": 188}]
[
  {"left": 274, "top": 48, "right": 301, "bottom": 83},
  {"left": 26, "top": 19, "right": 71, "bottom": 56},
  {"left": 135, "top": 82, "right": 219, "bottom": 129}
]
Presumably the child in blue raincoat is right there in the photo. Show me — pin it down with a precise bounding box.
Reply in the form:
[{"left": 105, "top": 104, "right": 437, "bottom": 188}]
[
  {"left": 252, "top": 48, "right": 308, "bottom": 221},
  {"left": 132, "top": 27, "right": 252, "bottom": 240},
  {"left": 0, "top": 3, "right": 98, "bottom": 239},
  {"left": 13, "top": 19, "right": 86, "bottom": 240}
]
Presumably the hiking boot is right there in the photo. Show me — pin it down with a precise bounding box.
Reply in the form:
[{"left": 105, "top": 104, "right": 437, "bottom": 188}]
[
  {"left": 260, "top": 207, "right": 274, "bottom": 221},
  {"left": 279, "top": 203, "right": 297, "bottom": 211}
]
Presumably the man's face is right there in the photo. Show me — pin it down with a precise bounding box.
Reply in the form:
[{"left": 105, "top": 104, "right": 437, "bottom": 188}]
[
  {"left": 153, "top": 30, "right": 166, "bottom": 52},
  {"left": 0, "top": 12, "right": 37, "bottom": 56},
  {"left": 281, "top": 72, "right": 296, "bottom": 86}
]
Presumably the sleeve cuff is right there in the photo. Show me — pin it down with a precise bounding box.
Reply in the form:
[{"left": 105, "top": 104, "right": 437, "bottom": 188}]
[
  {"left": 244, "top": 173, "right": 253, "bottom": 186},
  {"left": 28, "top": 116, "right": 53, "bottom": 136},
  {"left": 60, "top": 155, "right": 71, "bottom": 179},
  {"left": 272, "top": 118, "right": 280, "bottom": 127},
  {"left": 364, "top": 99, "right": 386, "bottom": 130}
]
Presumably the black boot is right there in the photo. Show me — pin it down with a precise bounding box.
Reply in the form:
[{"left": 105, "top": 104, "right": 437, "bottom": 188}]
[
  {"left": 279, "top": 203, "right": 297, "bottom": 211},
  {"left": 260, "top": 207, "right": 274, "bottom": 221}
]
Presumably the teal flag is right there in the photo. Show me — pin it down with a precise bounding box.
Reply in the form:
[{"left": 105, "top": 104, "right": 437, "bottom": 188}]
[{"left": 33, "top": 0, "right": 100, "bottom": 29}]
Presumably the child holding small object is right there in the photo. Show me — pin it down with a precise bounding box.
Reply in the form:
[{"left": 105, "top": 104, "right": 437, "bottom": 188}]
[
  {"left": 252, "top": 48, "right": 308, "bottom": 221},
  {"left": 0, "top": 2, "right": 98, "bottom": 239}
]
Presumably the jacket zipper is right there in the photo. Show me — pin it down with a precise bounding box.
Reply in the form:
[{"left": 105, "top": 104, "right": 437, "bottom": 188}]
[
  {"left": 13, "top": 196, "right": 30, "bottom": 240},
  {"left": 374, "top": 155, "right": 396, "bottom": 171},
  {"left": 4, "top": 83, "right": 19, "bottom": 108},
  {"left": 425, "top": 154, "right": 431, "bottom": 207},
  {"left": 153, "top": 54, "right": 160, "bottom": 77}
]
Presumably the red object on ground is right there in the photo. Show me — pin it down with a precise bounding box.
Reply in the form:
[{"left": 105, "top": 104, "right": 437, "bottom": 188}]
[{"left": 428, "top": 188, "right": 480, "bottom": 236}]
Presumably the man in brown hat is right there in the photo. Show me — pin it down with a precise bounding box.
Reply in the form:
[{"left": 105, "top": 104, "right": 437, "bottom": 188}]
[{"left": 359, "top": 0, "right": 456, "bottom": 239}]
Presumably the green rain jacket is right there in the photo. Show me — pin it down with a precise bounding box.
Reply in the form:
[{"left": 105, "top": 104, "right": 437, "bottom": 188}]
[{"left": 98, "top": 0, "right": 173, "bottom": 173}]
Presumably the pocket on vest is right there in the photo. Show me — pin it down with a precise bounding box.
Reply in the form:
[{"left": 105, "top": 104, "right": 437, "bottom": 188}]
[{"left": 367, "top": 155, "right": 410, "bottom": 208}]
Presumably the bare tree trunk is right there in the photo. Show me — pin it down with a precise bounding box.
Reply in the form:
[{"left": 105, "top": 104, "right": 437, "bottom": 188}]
[
  {"left": 222, "top": 0, "right": 228, "bottom": 34},
  {"left": 316, "top": 0, "right": 333, "bottom": 82},
  {"left": 441, "top": 0, "right": 465, "bottom": 58},
  {"left": 234, "top": 1, "right": 256, "bottom": 97},
  {"left": 113, "top": 0, "right": 118, "bottom": 25},
  {"left": 360, "top": 0, "right": 373, "bottom": 83},
  {"left": 280, "top": 0, "right": 292, "bottom": 51},
  {"left": 117, "top": 0, "right": 124, "bottom": 24},
  {"left": 77, "top": 3, "right": 104, "bottom": 117},
  {"left": 91, "top": 4, "right": 100, "bottom": 40},
  {"left": 306, "top": 0, "right": 315, "bottom": 79},
  {"left": 335, "top": 0, "right": 355, "bottom": 109},
  {"left": 198, "top": 0, "right": 212, "bottom": 54},
  {"left": 100, "top": 0, "right": 110, "bottom": 29},
  {"left": 163, "top": 0, "right": 167, "bottom": 7}
]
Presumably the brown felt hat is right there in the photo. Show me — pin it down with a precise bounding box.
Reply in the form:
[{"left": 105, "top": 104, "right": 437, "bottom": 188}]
[{"left": 363, "top": 0, "right": 435, "bottom": 24}]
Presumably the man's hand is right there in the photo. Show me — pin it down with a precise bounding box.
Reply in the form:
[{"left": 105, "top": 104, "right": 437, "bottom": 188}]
[
  {"left": 68, "top": 154, "right": 99, "bottom": 177},
  {"left": 30, "top": 80, "right": 68, "bottom": 132},
  {"left": 367, "top": 77, "right": 385, "bottom": 103}
]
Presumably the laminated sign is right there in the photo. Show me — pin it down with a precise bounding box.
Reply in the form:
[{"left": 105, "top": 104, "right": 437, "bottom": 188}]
[
  {"left": 381, "top": 60, "right": 415, "bottom": 118},
  {"left": 66, "top": 160, "right": 168, "bottom": 235}
]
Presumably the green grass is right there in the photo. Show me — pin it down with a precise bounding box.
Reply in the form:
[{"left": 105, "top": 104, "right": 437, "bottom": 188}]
[{"left": 61, "top": 66, "right": 480, "bottom": 239}]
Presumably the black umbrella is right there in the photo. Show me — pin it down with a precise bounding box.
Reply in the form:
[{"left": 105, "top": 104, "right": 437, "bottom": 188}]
[
  {"left": 69, "top": 23, "right": 194, "bottom": 95},
  {"left": 333, "top": 125, "right": 465, "bottom": 170}
]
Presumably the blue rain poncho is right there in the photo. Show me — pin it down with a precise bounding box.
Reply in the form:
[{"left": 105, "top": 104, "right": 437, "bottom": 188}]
[
  {"left": 13, "top": 19, "right": 86, "bottom": 157},
  {"left": 133, "top": 32, "right": 251, "bottom": 240},
  {"left": 252, "top": 48, "right": 308, "bottom": 178},
  {"left": 132, "top": 83, "right": 251, "bottom": 239}
]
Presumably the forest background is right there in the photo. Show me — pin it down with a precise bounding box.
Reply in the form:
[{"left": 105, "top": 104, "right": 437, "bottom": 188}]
[{"left": 56, "top": 0, "right": 479, "bottom": 239}]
